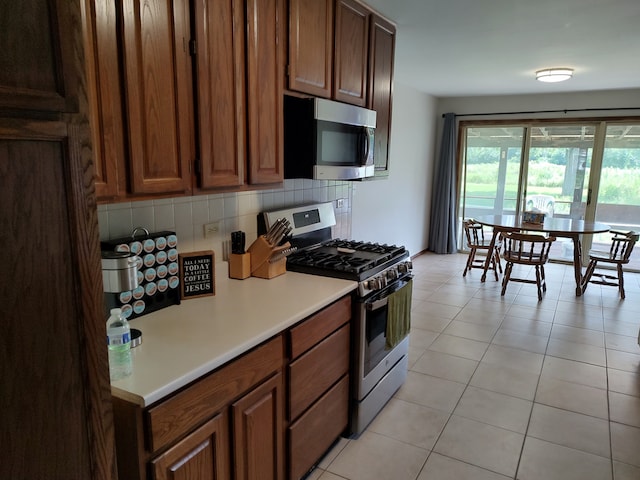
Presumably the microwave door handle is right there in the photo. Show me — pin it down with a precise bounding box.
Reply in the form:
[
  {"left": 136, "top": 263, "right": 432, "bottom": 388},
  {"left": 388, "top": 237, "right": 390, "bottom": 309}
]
[{"left": 361, "top": 129, "right": 370, "bottom": 166}]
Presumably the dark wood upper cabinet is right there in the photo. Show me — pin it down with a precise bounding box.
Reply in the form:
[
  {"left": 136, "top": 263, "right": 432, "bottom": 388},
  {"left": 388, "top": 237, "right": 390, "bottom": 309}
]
[
  {"left": 193, "top": 0, "right": 246, "bottom": 189},
  {"left": 194, "top": 0, "right": 284, "bottom": 189},
  {"left": 333, "top": 0, "right": 369, "bottom": 107},
  {"left": 286, "top": 0, "right": 396, "bottom": 177},
  {"left": 367, "top": 14, "right": 395, "bottom": 176},
  {"left": 82, "top": 0, "right": 127, "bottom": 199},
  {"left": 120, "top": 0, "right": 194, "bottom": 195},
  {"left": 0, "top": 0, "right": 78, "bottom": 112},
  {"left": 287, "top": 0, "right": 334, "bottom": 98},
  {"left": 246, "top": 0, "right": 285, "bottom": 185},
  {"left": 85, "top": 0, "right": 284, "bottom": 199}
]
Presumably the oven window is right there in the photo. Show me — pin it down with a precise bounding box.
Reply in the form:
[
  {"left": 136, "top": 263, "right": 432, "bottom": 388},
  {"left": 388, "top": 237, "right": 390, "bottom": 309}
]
[{"left": 364, "top": 303, "right": 388, "bottom": 377}]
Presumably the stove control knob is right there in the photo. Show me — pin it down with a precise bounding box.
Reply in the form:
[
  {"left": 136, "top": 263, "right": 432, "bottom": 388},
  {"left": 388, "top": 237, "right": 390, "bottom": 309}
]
[
  {"left": 386, "top": 268, "right": 398, "bottom": 281},
  {"left": 368, "top": 276, "right": 383, "bottom": 290},
  {"left": 398, "top": 261, "right": 413, "bottom": 273}
]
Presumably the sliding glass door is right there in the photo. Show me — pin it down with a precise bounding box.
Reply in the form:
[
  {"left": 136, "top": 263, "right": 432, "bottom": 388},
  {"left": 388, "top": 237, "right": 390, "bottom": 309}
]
[
  {"left": 459, "top": 120, "right": 640, "bottom": 270},
  {"left": 460, "top": 126, "right": 524, "bottom": 219},
  {"left": 526, "top": 125, "right": 596, "bottom": 261},
  {"left": 589, "top": 123, "right": 640, "bottom": 269}
]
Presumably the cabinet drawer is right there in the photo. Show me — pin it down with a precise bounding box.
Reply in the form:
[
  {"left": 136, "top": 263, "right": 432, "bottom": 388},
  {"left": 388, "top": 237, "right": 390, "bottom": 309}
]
[
  {"left": 288, "top": 375, "right": 349, "bottom": 480},
  {"left": 146, "top": 336, "right": 283, "bottom": 452},
  {"left": 289, "top": 295, "right": 351, "bottom": 360},
  {"left": 288, "top": 324, "right": 349, "bottom": 420}
]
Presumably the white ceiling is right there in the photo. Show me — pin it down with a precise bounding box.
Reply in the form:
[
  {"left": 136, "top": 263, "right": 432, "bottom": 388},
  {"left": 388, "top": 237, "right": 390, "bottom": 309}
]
[{"left": 364, "top": 0, "right": 640, "bottom": 97}]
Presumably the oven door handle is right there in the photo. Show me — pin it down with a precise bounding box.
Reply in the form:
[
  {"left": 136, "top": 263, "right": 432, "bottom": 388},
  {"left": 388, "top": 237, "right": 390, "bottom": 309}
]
[
  {"left": 366, "top": 297, "right": 388, "bottom": 311},
  {"left": 364, "top": 275, "right": 413, "bottom": 311}
]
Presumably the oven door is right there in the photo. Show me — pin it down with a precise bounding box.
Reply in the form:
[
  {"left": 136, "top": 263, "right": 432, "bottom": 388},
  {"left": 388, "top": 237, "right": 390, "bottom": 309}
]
[{"left": 353, "top": 275, "right": 413, "bottom": 401}]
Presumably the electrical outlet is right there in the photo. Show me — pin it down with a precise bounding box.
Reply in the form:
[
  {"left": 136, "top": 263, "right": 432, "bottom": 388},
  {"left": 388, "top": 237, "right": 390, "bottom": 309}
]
[
  {"left": 204, "top": 222, "right": 219, "bottom": 239},
  {"left": 336, "top": 198, "right": 345, "bottom": 208}
]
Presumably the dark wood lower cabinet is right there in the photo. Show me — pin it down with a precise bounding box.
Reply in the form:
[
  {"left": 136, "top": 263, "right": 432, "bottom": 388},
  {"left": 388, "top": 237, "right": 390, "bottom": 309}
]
[
  {"left": 150, "top": 371, "right": 284, "bottom": 480},
  {"left": 286, "top": 296, "right": 352, "bottom": 480},
  {"left": 233, "top": 373, "right": 284, "bottom": 480},
  {"left": 112, "top": 295, "right": 353, "bottom": 480},
  {"left": 288, "top": 376, "right": 349, "bottom": 480},
  {"left": 113, "top": 336, "right": 284, "bottom": 480},
  {"left": 151, "top": 412, "right": 231, "bottom": 480}
]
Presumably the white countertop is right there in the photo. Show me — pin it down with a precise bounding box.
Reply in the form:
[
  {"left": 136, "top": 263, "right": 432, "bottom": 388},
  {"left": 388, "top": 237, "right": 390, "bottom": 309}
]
[{"left": 110, "top": 262, "right": 357, "bottom": 407}]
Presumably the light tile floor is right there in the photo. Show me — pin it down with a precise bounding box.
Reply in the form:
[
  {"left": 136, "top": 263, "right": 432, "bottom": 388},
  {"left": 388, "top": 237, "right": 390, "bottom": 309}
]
[{"left": 309, "top": 252, "right": 640, "bottom": 480}]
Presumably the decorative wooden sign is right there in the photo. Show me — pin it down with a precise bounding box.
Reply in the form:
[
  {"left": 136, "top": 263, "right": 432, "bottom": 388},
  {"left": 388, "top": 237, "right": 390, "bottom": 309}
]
[{"left": 178, "top": 250, "right": 215, "bottom": 299}]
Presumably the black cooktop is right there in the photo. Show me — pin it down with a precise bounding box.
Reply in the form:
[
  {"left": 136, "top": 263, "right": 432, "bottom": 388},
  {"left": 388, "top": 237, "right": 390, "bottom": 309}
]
[{"left": 285, "top": 239, "right": 408, "bottom": 281}]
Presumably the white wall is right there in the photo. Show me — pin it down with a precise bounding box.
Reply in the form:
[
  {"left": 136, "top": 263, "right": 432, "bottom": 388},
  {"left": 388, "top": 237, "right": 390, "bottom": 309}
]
[{"left": 351, "top": 83, "right": 438, "bottom": 256}]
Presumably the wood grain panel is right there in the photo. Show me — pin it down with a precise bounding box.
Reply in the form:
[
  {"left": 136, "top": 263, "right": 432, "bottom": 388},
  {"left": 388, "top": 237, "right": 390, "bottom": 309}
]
[
  {"left": 151, "top": 412, "right": 231, "bottom": 480},
  {"left": 368, "top": 14, "right": 395, "bottom": 176},
  {"left": 121, "top": 0, "right": 193, "bottom": 194},
  {"left": 0, "top": 0, "right": 78, "bottom": 111},
  {"left": 289, "top": 296, "right": 351, "bottom": 360},
  {"left": 333, "top": 0, "right": 369, "bottom": 106},
  {"left": 246, "top": 0, "right": 284, "bottom": 185},
  {"left": 287, "top": 0, "right": 333, "bottom": 97},
  {"left": 147, "top": 336, "right": 283, "bottom": 452},
  {"left": 194, "top": 0, "right": 246, "bottom": 188},
  {"left": 232, "top": 373, "right": 284, "bottom": 480},
  {"left": 0, "top": 118, "right": 116, "bottom": 478},
  {"left": 82, "top": 0, "right": 127, "bottom": 199},
  {"left": 288, "top": 325, "right": 350, "bottom": 420},
  {"left": 288, "top": 375, "right": 349, "bottom": 480},
  {"left": 0, "top": 135, "right": 91, "bottom": 479}
]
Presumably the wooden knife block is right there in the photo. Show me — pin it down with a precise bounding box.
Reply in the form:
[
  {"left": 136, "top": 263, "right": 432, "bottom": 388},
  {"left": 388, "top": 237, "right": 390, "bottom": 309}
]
[
  {"left": 228, "top": 253, "right": 251, "bottom": 279},
  {"left": 251, "top": 257, "right": 286, "bottom": 279},
  {"left": 246, "top": 236, "right": 288, "bottom": 279}
]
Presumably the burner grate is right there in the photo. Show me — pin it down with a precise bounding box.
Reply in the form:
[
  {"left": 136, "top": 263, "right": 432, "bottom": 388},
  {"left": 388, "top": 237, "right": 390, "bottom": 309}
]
[{"left": 285, "top": 239, "right": 407, "bottom": 279}]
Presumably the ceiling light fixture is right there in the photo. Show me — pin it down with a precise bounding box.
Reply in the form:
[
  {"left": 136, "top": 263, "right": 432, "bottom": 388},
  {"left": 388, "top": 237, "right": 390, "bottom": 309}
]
[{"left": 536, "top": 68, "right": 574, "bottom": 83}]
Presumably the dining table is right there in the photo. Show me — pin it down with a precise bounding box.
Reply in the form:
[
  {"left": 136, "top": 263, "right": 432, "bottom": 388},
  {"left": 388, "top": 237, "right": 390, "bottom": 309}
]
[{"left": 474, "top": 214, "right": 610, "bottom": 296}]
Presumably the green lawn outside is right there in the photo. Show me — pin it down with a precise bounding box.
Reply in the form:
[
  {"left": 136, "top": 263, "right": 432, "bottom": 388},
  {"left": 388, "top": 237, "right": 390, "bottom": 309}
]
[{"left": 463, "top": 162, "right": 640, "bottom": 208}]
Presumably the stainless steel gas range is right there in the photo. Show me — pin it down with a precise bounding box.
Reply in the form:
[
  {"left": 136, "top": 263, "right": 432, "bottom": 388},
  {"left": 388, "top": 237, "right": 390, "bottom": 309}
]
[{"left": 259, "top": 202, "right": 413, "bottom": 436}]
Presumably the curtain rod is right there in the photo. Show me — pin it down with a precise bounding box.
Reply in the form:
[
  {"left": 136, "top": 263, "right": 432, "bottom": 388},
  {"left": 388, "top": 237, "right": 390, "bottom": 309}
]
[{"left": 442, "top": 107, "right": 640, "bottom": 118}]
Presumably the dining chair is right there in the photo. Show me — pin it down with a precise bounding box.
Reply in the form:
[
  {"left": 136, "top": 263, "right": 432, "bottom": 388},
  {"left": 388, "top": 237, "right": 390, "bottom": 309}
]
[
  {"left": 581, "top": 230, "right": 638, "bottom": 299},
  {"left": 501, "top": 232, "right": 556, "bottom": 301},
  {"left": 462, "top": 219, "right": 502, "bottom": 280}
]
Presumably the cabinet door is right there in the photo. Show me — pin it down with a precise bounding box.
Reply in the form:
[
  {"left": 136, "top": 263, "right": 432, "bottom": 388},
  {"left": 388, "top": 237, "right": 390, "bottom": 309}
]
[
  {"left": 1, "top": 119, "right": 116, "bottom": 478},
  {"left": 82, "top": 0, "right": 127, "bottom": 199},
  {"left": 151, "top": 413, "right": 231, "bottom": 480},
  {"left": 121, "top": 0, "right": 194, "bottom": 195},
  {"left": 232, "top": 373, "right": 284, "bottom": 480},
  {"left": 193, "top": 0, "right": 246, "bottom": 188},
  {"left": 246, "top": 0, "right": 284, "bottom": 185},
  {"left": 0, "top": 0, "right": 78, "bottom": 112},
  {"left": 367, "top": 14, "right": 395, "bottom": 177},
  {"left": 287, "top": 0, "right": 333, "bottom": 98},
  {"left": 333, "top": 0, "right": 369, "bottom": 106}
]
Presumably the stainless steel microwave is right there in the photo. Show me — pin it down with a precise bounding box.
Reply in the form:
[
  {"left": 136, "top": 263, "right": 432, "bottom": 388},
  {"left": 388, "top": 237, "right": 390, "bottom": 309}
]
[{"left": 284, "top": 96, "right": 376, "bottom": 180}]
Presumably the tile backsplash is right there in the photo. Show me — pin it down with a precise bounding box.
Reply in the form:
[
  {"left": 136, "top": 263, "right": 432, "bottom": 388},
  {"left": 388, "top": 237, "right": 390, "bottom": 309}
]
[{"left": 98, "top": 179, "right": 353, "bottom": 261}]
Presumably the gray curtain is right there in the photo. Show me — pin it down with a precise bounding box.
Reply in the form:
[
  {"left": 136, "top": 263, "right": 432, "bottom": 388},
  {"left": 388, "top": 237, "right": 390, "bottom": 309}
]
[{"left": 428, "top": 113, "right": 458, "bottom": 254}]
